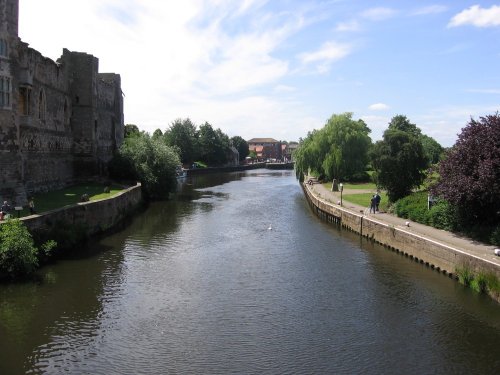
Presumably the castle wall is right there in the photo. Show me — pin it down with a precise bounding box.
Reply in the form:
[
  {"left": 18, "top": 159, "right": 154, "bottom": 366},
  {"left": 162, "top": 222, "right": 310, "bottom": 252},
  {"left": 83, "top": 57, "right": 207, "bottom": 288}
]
[{"left": 0, "top": 0, "right": 124, "bottom": 205}]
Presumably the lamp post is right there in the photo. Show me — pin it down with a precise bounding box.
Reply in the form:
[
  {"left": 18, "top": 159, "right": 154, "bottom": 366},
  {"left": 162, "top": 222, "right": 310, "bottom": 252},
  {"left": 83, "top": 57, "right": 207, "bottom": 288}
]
[{"left": 339, "top": 183, "right": 343, "bottom": 206}]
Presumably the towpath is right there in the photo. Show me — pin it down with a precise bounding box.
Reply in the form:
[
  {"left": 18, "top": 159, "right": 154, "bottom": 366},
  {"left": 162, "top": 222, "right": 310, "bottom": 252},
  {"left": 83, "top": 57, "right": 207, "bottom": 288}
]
[{"left": 305, "top": 181, "right": 500, "bottom": 268}]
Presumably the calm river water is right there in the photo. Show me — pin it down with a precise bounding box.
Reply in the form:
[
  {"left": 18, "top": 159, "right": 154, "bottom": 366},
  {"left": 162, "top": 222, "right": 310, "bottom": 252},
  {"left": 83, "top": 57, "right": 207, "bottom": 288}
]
[{"left": 1, "top": 170, "right": 499, "bottom": 374}]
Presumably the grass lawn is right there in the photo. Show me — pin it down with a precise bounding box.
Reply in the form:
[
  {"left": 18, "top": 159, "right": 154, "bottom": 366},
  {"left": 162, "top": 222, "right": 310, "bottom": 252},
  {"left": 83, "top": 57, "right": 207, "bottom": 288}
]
[
  {"left": 342, "top": 182, "right": 377, "bottom": 190},
  {"left": 16, "top": 183, "right": 124, "bottom": 217},
  {"left": 342, "top": 192, "right": 389, "bottom": 212}
]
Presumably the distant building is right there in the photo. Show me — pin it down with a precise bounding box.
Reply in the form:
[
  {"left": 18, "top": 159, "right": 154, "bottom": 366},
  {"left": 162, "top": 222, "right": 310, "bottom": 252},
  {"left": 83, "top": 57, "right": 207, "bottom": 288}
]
[
  {"left": 283, "top": 141, "right": 299, "bottom": 161},
  {"left": 247, "top": 138, "right": 282, "bottom": 161},
  {"left": 0, "top": 0, "right": 124, "bottom": 205}
]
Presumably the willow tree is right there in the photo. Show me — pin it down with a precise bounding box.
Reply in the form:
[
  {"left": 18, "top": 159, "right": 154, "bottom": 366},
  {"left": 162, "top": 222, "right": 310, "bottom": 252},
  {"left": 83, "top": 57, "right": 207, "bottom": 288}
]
[{"left": 294, "top": 113, "right": 372, "bottom": 181}]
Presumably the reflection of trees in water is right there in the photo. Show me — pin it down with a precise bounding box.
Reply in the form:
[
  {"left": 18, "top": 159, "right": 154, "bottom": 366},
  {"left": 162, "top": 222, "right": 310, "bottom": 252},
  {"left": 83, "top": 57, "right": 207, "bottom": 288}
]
[{"left": 0, "top": 239, "right": 120, "bottom": 374}]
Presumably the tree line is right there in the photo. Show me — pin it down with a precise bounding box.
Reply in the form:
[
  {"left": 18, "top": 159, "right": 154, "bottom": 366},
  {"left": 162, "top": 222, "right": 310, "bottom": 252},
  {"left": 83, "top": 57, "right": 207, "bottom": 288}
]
[
  {"left": 294, "top": 112, "right": 499, "bottom": 245},
  {"left": 110, "top": 118, "right": 249, "bottom": 199}
]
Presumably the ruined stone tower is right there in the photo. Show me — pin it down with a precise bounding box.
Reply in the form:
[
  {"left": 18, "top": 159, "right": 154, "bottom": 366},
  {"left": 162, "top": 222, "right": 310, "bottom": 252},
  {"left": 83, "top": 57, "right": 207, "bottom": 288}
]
[{"left": 0, "top": 0, "right": 124, "bottom": 205}]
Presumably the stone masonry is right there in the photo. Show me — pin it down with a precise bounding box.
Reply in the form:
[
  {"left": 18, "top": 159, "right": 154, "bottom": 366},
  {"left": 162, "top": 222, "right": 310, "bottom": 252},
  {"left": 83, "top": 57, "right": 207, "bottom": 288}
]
[{"left": 0, "top": 0, "right": 124, "bottom": 206}]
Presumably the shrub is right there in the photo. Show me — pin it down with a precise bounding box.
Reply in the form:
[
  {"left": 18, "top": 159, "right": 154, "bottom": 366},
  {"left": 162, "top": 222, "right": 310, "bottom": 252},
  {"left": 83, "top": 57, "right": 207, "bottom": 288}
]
[
  {"left": 428, "top": 200, "right": 456, "bottom": 231},
  {"left": 456, "top": 266, "right": 474, "bottom": 287},
  {"left": 490, "top": 226, "right": 500, "bottom": 246},
  {"left": 0, "top": 219, "right": 56, "bottom": 279}
]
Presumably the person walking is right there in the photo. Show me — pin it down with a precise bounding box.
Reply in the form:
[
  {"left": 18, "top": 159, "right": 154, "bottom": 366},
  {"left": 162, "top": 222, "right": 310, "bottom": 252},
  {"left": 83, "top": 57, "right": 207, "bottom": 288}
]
[
  {"left": 369, "top": 195, "right": 376, "bottom": 214},
  {"left": 29, "top": 197, "right": 35, "bottom": 215},
  {"left": 374, "top": 192, "right": 381, "bottom": 212}
]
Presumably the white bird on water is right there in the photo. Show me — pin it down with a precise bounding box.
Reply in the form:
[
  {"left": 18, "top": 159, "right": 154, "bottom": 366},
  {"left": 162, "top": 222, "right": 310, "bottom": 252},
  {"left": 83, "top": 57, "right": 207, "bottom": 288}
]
[{"left": 268, "top": 224, "right": 272, "bottom": 231}]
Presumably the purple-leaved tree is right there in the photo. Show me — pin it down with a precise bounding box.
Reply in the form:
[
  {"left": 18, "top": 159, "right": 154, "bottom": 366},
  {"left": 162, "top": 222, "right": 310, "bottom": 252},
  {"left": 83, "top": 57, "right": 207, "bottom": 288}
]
[{"left": 431, "top": 113, "right": 500, "bottom": 225}]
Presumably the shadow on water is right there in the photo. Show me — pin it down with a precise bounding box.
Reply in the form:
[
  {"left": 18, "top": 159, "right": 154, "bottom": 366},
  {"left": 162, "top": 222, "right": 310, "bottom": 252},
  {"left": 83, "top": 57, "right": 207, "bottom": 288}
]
[{"left": 1, "top": 169, "right": 499, "bottom": 375}]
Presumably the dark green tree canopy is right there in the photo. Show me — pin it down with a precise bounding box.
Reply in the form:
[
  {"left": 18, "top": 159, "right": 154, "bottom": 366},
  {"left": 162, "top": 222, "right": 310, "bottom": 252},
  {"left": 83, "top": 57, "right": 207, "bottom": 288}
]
[
  {"left": 420, "top": 134, "right": 444, "bottom": 165},
  {"left": 388, "top": 115, "right": 421, "bottom": 138},
  {"left": 231, "top": 136, "right": 249, "bottom": 161},
  {"left": 124, "top": 124, "right": 140, "bottom": 138},
  {"left": 371, "top": 128, "right": 428, "bottom": 202},
  {"left": 198, "top": 122, "right": 230, "bottom": 166},
  {"left": 164, "top": 118, "right": 199, "bottom": 164}
]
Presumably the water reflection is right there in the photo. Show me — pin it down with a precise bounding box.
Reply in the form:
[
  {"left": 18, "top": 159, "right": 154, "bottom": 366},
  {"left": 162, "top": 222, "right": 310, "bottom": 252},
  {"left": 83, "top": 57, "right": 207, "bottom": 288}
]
[{"left": 0, "top": 169, "right": 499, "bottom": 375}]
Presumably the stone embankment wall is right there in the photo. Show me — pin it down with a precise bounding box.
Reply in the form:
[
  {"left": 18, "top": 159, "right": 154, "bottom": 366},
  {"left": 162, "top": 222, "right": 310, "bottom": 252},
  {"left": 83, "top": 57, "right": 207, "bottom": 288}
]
[
  {"left": 302, "top": 184, "right": 500, "bottom": 281},
  {"left": 21, "top": 183, "right": 142, "bottom": 238}
]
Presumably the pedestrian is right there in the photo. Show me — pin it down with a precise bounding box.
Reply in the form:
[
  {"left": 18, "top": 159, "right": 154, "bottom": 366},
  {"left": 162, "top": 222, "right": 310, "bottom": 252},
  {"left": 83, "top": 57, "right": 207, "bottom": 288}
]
[
  {"left": 374, "top": 192, "right": 381, "bottom": 212},
  {"left": 1, "top": 200, "right": 12, "bottom": 219},
  {"left": 29, "top": 196, "right": 35, "bottom": 214},
  {"left": 369, "top": 195, "right": 376, "bottom": 214}
]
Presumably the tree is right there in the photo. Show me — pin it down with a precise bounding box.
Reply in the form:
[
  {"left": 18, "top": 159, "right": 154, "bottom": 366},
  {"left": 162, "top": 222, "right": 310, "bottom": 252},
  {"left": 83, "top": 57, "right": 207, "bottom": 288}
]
[
  {"left": 164, "top": 118, "right": 199, "bottom": 164},
  {"left": 371, "top": 129, "right": 428, "bottom": 202},
  {"left": 231, "top": 136, "right": 249, "bottom": 161},
  {"left": 294, "top": 113, "right": 372, "bottom": 181},
  {"left": 110, "top": 132, "right": 180, "bottom": 199},
  {"left": 430, "top": 113, "right": 500, "bottom": 226},
  {"left": 420, "top": 134, "right": 444, "bottom": 165},
  {"left": 198, "top": 122, "right": 229, "bottom": 166},
  {"left": 388, "top": 115, "right": 421, "bottom": 138},
  {"left": 124, "top": 124, "right": 140, "bottom": 138}
]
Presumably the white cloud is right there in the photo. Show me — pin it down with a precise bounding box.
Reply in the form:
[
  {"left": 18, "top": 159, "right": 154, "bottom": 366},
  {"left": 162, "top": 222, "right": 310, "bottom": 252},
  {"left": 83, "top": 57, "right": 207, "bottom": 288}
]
[
  {"left": 412, "top": 5, "right": 447, "bottom": 16},
  {"left": 335, "top": 20, "right": 360, "bottom": 32},
  {"left": 466, "top": 89, "right": 500, "bottom": 94},
  {"left": 368, "top": 103, "right": 390, "bottom": 111},
  {"left": 448, "top": 5, "right": 500, "bottom": 28},
  {"left": 298, "top": 41, "right": 351, "bottom": 73},
  {"left": 361, "top": 7, "right": 397, "bottom": 21}
]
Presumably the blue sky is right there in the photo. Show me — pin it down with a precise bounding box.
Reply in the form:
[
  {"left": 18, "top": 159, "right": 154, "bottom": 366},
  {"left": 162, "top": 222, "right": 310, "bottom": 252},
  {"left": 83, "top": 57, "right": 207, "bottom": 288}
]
[{"left": 20, "top": 1, "right": 500, "bottom": 147}]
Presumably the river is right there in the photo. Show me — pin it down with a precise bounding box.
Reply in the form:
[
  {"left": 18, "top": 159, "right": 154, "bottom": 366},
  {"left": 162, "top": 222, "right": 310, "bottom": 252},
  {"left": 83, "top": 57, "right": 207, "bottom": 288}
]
[{"left": 1, "top": 170, "right": 499, "bottom": 374}]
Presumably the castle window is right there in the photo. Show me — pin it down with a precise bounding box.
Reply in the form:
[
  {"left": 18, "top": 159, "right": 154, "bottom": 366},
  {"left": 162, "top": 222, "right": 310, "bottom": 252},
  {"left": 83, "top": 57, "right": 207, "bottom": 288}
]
[
  {"left": 0, "top": 39, "right": 7, "bottom": 57},
  {"left": 0, "top": 76, "right": 11, "bottom": 108},
  {"left": 19, "top": 86, "right": 32, "bottom": 115},
  {"left": 38, "top": 89, "right": 46, "bottom": 121},
  {"left": 64, "top": 98, "right": 70, "bottom": 125}
]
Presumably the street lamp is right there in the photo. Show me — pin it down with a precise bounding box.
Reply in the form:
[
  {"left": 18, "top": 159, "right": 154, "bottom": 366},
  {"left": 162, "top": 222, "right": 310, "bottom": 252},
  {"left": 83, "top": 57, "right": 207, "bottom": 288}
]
[{"left": 339, "top": 183, "right": 343, "bottom": 206}]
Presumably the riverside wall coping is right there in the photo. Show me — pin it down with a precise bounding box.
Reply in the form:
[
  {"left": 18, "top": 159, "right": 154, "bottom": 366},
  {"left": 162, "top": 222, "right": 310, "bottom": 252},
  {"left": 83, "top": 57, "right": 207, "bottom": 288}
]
[{"left": 302, "top": 182, "right": 500, "bottom": 282}]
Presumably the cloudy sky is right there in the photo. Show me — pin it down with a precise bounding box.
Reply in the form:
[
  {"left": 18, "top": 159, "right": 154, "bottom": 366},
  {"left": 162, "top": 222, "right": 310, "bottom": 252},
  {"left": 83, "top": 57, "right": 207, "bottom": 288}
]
[{"left": 19, "top": 0, "right": 500, "bottom": 147}]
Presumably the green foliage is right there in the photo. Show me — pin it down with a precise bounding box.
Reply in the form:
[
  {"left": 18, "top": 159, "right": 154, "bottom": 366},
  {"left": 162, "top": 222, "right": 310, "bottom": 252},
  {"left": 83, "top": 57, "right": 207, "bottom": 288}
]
[
  {"left": 490, "top": 226, "right": 500, "bottom": 246},
  {"left": 198, "top": 122, "right": 230, "bottom": 166},
  {"left": 388, "top": 115, "right": 422, "bottom": 138},
  {"left": 0, "top": 219, "right": 56, "bottom": 278},
  {"left": 124, "top": 124, "right": 140, "bottom": 138},
  {"left": 231, "top": 136, "right": 249, "bottom": 161},
  {"left": 393, "top": 191, "right": 457, "bottom": 230},
  {"left": 420, "top": 134, "right": 444, "bottom": 165},
  {"left": 456, "top": 266, "right": 474, "bottom": 287},
  {"left": 371, "top": 126, "right": 428, "bottom": 202},
  {"left": 110, "top": 132, "right": 180, "bottom": 199},
  {"left": 294, "top": 113, "right": 372, "bottom": 181},
  {"left": 164, "top": 118, "right": 199, "bottom": 164},
  {"left": 455, "top": 266, "right": 500, "bottom": 295},
  {"left": 470, "top": 273, "right": 488, "bottom": 293}
]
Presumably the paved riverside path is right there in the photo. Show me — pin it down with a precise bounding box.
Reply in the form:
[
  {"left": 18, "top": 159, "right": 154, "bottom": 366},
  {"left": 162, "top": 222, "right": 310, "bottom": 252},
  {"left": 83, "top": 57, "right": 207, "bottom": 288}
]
[{"left": 305, "top": 181, "right": 500, "bottom": 268}]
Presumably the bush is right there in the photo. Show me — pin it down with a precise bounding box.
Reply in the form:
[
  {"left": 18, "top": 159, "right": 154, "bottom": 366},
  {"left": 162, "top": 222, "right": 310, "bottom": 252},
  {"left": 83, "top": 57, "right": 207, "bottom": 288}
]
[
  {"left": 0, "top": 219, "right": 56, "bottom": 279},
  {"left": 428, "top": 201, "right": 456, "bottom": 231},
  {"left": 490, "top": 226, "right": 500, "bottom": 246}
]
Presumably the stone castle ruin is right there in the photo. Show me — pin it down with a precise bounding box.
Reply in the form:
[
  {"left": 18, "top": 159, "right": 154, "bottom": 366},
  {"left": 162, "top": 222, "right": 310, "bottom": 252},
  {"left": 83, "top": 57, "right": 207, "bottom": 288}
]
[{"left": 0, "top": 0, "right": 124, "bottom": 206}]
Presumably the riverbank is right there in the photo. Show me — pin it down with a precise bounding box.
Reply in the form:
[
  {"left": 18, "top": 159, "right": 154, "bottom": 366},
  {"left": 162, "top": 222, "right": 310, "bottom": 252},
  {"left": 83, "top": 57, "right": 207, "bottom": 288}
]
[
  {"left": 20, "top": 182, "right": 143, "bottom": 245},
  {"left": 302, "top": 180, "right": 500, "bottom": 303}
]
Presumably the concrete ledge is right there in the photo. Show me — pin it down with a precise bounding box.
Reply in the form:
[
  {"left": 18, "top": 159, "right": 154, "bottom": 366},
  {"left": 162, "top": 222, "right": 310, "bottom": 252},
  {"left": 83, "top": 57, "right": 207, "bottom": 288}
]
[
  {"left": 301, "top": 182, "right": 500, "bottom": 287},
  {"left": 19, "top": 182, "right": 143, "bottom": 238}
]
